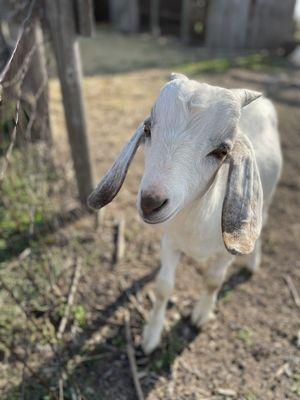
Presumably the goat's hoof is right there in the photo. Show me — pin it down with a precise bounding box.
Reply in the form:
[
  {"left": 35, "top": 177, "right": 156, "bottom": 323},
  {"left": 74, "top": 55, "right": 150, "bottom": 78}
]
[
  {"left": 142, "top": 323, "right": 162, "bottom": 354},
  {"left": 191, "top": 306, "right": 215, "bottom": 328}
]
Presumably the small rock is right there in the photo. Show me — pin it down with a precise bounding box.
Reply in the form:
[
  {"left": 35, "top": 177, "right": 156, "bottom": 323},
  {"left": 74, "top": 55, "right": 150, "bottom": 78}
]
[{"left": 216, "top": 388, "right": 237, "bottom": 397}]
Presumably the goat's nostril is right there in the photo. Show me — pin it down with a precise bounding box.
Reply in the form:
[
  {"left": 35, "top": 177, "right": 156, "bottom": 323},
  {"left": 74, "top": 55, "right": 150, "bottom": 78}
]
[{"left": 140, "top": 193, "right": 168, "bottom": 216}]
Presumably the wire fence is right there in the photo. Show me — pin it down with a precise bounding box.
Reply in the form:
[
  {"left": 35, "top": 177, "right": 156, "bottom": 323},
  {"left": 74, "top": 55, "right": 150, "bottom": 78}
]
[{"left": 0, "top": 2, "right": 90, "bottom": 398}]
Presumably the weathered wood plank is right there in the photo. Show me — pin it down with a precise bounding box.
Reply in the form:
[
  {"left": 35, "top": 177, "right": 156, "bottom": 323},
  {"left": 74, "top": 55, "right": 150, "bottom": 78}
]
[
  {"left": 180, "top": 0, "right": 191, "bottom": 44},
  {"left": 109, "top": 0, "right": 140, "bottom": 33},
  {"left": 205, "top": 0, "right": 250, "bottom": 49},
  {"left": 23, "top": 19, "right": 52, "bottom": 143},
  {"left": 74, "top": 0, "right": 94, "bottom": 37},
  {"left": 45, "top": 0, "right": 93, "bottom": 205},
  {"left": 205, "top": 0, "right": 296, "bottom": 49},
  {"left": 247, "top": 0, "right": 296, "bottom": 49},
  {"left": 150, "top": 0, "right": 160, "bottom": 37}
]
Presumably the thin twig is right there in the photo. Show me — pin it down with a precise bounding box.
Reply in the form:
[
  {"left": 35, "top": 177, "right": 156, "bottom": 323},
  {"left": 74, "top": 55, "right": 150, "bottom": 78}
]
[
  {"left": 283, "top": 274, "right": 300, "bottom": 308},
  {"left": 124, "top": 311, "right": 145, "bottom": 400},
  {"left": 119, "top": 278, "right": 147, "bottom": 320},
  {"left": 57, "top": 258, "right": 82, "bottom": 340},
  {"left": 58, "top": 376, "right": 64, "bottom": 400}
]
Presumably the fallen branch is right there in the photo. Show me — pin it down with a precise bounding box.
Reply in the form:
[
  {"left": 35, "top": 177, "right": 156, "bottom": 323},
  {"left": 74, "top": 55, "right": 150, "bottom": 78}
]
[
  {"left": 124, "top": 311, "right": 144, "bottom": 400},
  {"left": 57, "top": 258, "right": 82, "bottom": 340},
  {"left": 112, "top": 216, "right": 125, "bottom": 265},
  {"left": 283, "top": 274, "right": 300, "bottom": 308}
]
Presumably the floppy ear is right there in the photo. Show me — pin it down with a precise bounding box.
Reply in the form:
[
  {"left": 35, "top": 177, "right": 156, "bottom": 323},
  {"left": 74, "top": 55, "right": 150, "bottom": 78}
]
[
  {"left": 87, "top": 123, "right": 144, "bottom": 210},
  {"left": 222, "top": 135, "right": 263, "bottom": 255}
]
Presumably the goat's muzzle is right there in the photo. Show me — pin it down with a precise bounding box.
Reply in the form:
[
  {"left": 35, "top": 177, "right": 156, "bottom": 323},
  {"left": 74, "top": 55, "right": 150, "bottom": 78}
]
[{"left": 140, "top": 191, "right": 169, "bottom": 218}]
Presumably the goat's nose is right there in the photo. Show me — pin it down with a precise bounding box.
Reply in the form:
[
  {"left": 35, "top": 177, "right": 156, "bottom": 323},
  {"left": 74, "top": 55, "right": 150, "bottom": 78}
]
[{"left": 140, "top": 192, "right": 168, "bottom": 216}]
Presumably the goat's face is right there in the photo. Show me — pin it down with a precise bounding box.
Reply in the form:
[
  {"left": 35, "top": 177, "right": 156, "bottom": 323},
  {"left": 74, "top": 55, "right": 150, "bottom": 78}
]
[
  {"left": 88, "top": 74, "right": 263, "bottom": 253},
  {"left": 137, "top": 76, "right": 242, "bottom": 224}
]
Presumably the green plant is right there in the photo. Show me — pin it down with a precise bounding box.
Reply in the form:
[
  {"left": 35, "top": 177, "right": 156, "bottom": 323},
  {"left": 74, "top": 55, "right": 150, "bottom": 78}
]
[
  {"left": 237, "top": 328, "right": 254, "bottom": 346},
  {"left": 73, "top": 305, "right": 87, "bottom": 328}
]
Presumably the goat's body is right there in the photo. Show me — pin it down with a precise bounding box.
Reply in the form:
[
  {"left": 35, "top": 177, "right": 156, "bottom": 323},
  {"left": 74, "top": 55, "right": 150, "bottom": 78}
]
[
  {"left": 88, "top": 71, "right": 283, "bottom": 354},
  {"left": 142, "top": 97, "right": 282, "bottom": 354}
]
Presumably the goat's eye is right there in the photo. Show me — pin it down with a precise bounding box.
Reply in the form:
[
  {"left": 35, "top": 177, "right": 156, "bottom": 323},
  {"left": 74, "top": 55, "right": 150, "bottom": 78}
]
[
  {"left": 143, "top": 123, "right": 151, "bottom": 138},
  {"left": 208, "top": 145, "right": 229, "bottom": 161}
]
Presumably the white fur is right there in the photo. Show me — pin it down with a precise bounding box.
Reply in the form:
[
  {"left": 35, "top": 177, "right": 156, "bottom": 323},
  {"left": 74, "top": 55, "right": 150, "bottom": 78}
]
[{"left": 135, "top": 75, "right": 282, "bottom": 354}]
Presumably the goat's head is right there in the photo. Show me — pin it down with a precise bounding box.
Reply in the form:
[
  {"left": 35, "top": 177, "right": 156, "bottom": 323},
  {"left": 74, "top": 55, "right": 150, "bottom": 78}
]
[{"left": 88, "top": 73, "right": 263, "bottom": 255}]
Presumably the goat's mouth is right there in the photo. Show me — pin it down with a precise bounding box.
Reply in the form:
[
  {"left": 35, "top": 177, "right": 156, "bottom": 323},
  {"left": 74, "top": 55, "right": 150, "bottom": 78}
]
[{"left": 141, "top": 205, "right": 180, "bottom": 225}]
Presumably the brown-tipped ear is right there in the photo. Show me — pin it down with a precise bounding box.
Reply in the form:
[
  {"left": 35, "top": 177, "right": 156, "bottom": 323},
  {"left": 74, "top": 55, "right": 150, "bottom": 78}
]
[
  {"left": 87, "top": 124, "right": 144, "bottom": 210},
  {"left": 222, "top": 135, "right": 263, "bottom": 255}
]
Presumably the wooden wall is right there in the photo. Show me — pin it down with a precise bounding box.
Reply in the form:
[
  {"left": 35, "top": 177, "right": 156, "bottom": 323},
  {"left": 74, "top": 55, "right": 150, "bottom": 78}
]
[
  {"left": 205, "top": 0, "right": 296, "bottom": 49},
  {"left": 94, "top": 0, "right": 296, "bottom": 49}
]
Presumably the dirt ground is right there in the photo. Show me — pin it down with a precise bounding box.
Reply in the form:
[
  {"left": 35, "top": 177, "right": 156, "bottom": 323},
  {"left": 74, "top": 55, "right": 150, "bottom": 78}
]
[{"left": 35, "top": 29, "right": 300, "bottom": 399}]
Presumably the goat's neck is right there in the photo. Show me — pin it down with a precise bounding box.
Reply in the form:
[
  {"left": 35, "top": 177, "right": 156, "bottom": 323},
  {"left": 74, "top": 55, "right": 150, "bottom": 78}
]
[{"left": 163, "top": 166, "right": 228, "bottom": 261}]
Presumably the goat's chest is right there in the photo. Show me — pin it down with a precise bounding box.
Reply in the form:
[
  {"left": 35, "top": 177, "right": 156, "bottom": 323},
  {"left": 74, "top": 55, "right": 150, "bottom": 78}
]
[{"left": 167, "top": 204, "right": 224, "bottom": 262}]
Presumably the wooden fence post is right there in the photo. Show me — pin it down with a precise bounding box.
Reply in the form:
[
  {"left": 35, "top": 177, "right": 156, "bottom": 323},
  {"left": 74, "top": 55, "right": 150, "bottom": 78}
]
[
  {"left": 45, "top": 0, "right": 93, "bottom": 206},
  {"left": 150, "top": 0, "right": 161, "bottom": 37},
  {"left": 180, "top": 0, "right": 191, "bottom": 44},
  {"left": 74, "top": 0, "right": 94, "bottom": 37},
  {"left": 24, "top": 19, "right": 52, "bottom": 143}
]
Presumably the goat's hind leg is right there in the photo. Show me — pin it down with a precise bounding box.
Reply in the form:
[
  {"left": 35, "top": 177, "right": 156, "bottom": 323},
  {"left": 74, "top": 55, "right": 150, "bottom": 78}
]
[
  {"left": 142, "top": 236, "right": 180, "bottom": 354},
  {"left": 192, "top": 253, "right": 234, "bottom": 328}
]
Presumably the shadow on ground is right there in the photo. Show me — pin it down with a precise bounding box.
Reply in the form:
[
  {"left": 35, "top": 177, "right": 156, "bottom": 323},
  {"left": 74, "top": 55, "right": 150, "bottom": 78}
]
[{"left": 3, "top": 264, "right": 254, "bottom": 399}]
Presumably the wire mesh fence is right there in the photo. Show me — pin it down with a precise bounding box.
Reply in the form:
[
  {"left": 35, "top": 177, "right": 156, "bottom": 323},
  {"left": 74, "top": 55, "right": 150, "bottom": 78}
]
[{"left": 0, "top": 1, "right": 94, "bottom": 398}]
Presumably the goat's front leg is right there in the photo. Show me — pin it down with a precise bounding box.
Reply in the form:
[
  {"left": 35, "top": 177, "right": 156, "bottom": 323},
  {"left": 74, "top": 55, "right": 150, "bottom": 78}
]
[
  {"left": 142, "top": 235, "right": 180, "bottom": 354},
  {"left": 192, "top": 252, "right": 234, "bottom": 328}
]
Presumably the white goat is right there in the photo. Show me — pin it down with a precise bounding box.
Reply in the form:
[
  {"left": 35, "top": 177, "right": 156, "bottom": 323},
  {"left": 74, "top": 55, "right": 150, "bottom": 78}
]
[{"left": 88, "top": 73, "right": 283, "bottom": 354}]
